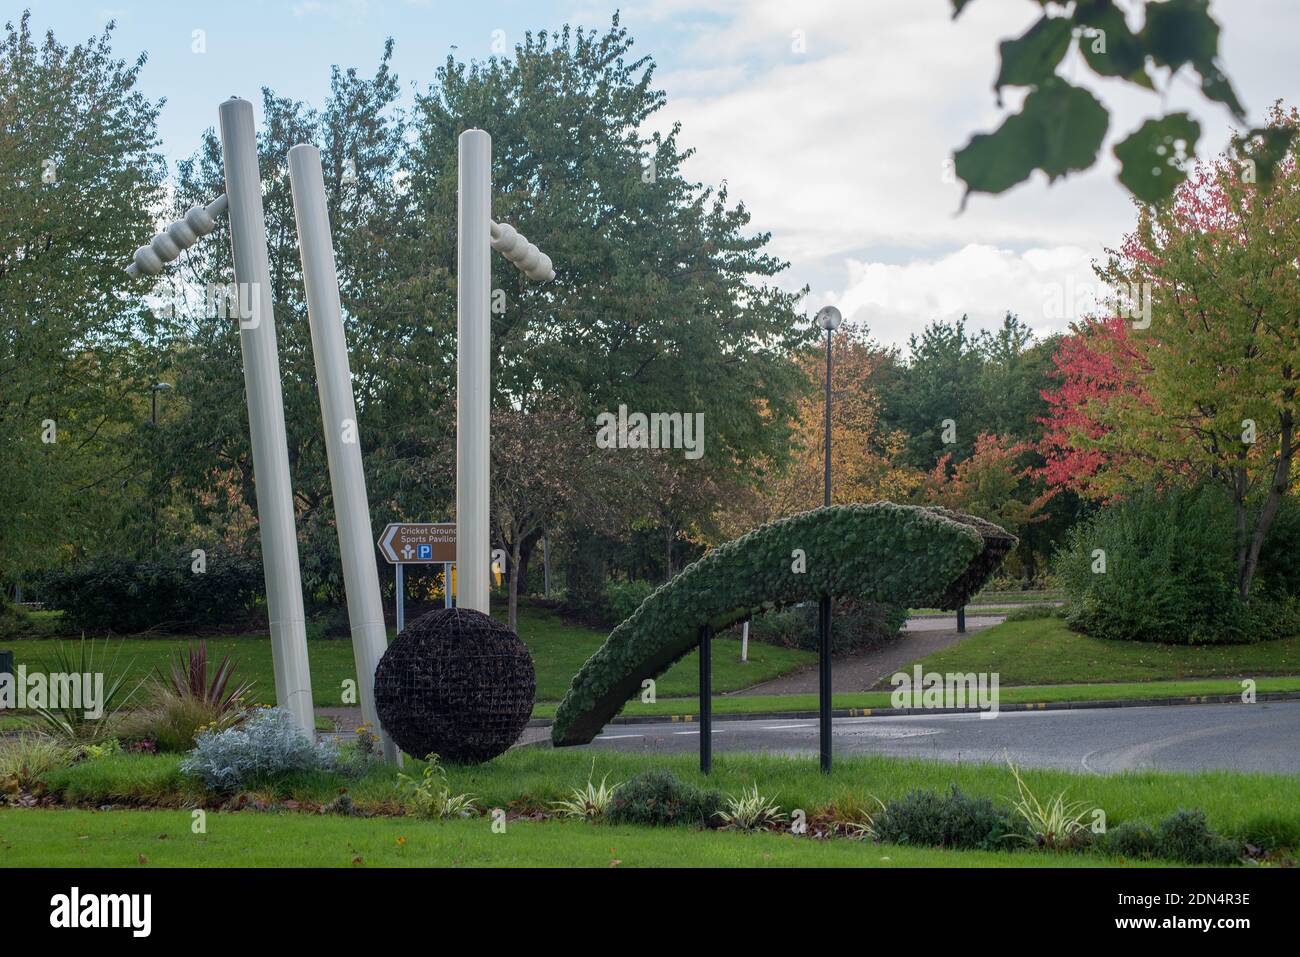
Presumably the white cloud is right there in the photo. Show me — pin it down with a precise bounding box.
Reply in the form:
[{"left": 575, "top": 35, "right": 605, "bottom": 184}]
[{"left": 807, "top": 243, "right": 1104, "bottom": 349}]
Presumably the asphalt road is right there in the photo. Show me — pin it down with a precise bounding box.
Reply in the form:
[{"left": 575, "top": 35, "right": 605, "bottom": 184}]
[{"left": 576, "top": 700, "right": 1300, "bottom": 774}]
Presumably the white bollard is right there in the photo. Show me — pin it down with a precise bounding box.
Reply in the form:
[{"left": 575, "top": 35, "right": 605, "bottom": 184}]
[
  {"left": 457, "top": 129, "right": 493, "bottom": 615},
  {"left": 219, "top": 97, "right": 316, "bottom": 737},
  {"left": 287, "top": 144, "right": 398, "bottom": 762}
]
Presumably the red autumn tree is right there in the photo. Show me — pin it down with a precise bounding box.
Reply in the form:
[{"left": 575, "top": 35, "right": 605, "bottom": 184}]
[
  {"left": 1037, "top": 316, "right": 1158, "bottom": 500},
  {"left": 1039, "top": 103, "right": 1300, "bottom": 599}
]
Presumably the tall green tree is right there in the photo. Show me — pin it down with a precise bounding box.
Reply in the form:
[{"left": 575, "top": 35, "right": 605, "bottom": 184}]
[
  {"left": 400, "top": 18, "right": 808, "bottom": 464},
  {"left": 880, "top": 316, "right": 988, "bottom": 469},
  {"left": 0, "top": 13, "right": 165, "bottom": 580},
  {"left": 397, "top": 17, "right": 811, "bottom": 592}
]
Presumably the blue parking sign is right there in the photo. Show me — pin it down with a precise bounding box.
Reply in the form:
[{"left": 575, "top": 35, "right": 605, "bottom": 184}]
[{"left": 418, "top": 543, "right": 433, "bottom": 560}]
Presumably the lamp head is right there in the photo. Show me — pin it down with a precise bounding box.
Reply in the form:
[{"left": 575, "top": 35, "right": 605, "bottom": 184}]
[{"left": 816, "top": 305, "right": 842, "bottom": 331}]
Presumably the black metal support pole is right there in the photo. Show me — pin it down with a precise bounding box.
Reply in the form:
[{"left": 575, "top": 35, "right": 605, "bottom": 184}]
[
  {"left": 957, "top": 605, "right": 966, "bottom": 633},
  {"left": 699, "top": 624, "right": 713, "bottom": 775},
  {"left": 150, "top": 390, "right": 158, "bottom": 552},
  {"left": 818, "top": 594, "right": 832, "bottom": 772}
]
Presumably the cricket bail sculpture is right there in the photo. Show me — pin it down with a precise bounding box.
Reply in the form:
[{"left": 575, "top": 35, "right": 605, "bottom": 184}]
[{"left": 125, "top": 105, "right": 549, "bottom": 763}]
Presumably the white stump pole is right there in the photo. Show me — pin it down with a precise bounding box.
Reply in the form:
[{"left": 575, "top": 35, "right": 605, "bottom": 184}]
[
  {"left": 457, "top": 129, "right": 492, "bottom": 615},
  {"left": 218, "top": 98, "right": 315, "bottom": 737},
  {"left": 288, "top": 144, "right": 397, "bottom": 762}
]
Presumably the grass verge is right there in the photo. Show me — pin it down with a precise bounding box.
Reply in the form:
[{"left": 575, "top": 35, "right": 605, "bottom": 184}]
[
  {"left": 0, "top": 807, "right": 1140, "bottom": 868},
  {"left": 37, "top": 749, "right": 1300, "bottom": 853}
]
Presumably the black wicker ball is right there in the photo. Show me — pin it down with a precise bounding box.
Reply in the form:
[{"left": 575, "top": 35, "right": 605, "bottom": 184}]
[{"left": 374, "top": 607, "right": 536, "bottom": 764}]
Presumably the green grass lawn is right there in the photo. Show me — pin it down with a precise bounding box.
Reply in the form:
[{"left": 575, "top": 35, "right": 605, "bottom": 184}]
[
  {"left": 911, "top": 618, "right": 1300, "bottom": 686},
  {"left": 2, "top": 604, "right": 812, "bottom": 706},
  {"left": 0, "top": 807, "right": 1142, "bottom": 868}
]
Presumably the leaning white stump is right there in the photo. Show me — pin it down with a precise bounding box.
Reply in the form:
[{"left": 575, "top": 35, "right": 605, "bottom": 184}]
[
  {"left": 219, "top": 97, "right": 316, "bottom": 737},
  {"left": 457, "top": 129, "right": 493, "bottom": 615},
  {"left": 288, "top": 144, "right": 398, "bottom": 762}
]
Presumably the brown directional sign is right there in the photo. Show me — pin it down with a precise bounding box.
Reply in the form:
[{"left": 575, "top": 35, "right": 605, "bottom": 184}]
[{"left": 379, "top": 523, "right": 456, "bottom": 564}]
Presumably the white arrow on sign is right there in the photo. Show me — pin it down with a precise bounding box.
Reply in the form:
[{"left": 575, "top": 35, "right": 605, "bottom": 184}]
[{"left": 379, "top": 523, "right": 401, "bottom": 563}]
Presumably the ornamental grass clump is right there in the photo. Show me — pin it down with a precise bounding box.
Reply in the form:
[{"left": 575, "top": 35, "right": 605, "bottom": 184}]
[
  {"left": 179, "top": 707, "right": 339, "bottom": 792},
  {"left": 123, "top": 643, "right": 255, "bottom": 753},
  {"left": 716, "top": 783, "right": 787, "bottom": 832},
  {"left": 33, "top": 637, "right": 143, "bottom": 744},
  {"left": 1006, "top": 758, "right": 1094, "bottom": 851},
  {"left": 550, "top": 761, "right": 621, "bottom": 821},
  {"left": 824, "top": 790, "right": 884, "bottom": 839},
  {"left": 0, "top": 734, "right": 70, "bottom": 798}
]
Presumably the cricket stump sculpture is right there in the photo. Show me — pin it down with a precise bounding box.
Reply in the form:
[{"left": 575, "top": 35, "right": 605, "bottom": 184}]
[
  {"left": 287, "top": 143, "right": 398, "bottom": 761},
  {"left": 125, "top": 98, "right": 395, "bottom": 753},
  {"left": 126, "top": 100, "right": 552, "bottom": 762}
]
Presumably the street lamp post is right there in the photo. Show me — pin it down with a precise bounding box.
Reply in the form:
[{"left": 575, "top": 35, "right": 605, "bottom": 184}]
[
  {"left": 149, "top": 382, "right": 172, "bottom": 551},
  {"left": 815, "top": 305, "right": 841, "bottom": 774},
  {"left": 150, "top": 381, "right": 171, "bottom": 427}
]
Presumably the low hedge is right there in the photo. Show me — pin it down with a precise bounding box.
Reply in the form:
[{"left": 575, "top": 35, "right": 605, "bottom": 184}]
[
  {"left": 552, "top": 504, "right": 1015, "bottom": 746},
  {"left": 873, "top": 786, "right": 1016, "bottom": 850},
  {"left": 602, "top": 580, "right": 657, "bottom": 626},
  {"left": 35, "top": 549, "right": 265, "bottom": 634},
  {"left": 605, "top": 769, "right": 723, "bottom": 827}
]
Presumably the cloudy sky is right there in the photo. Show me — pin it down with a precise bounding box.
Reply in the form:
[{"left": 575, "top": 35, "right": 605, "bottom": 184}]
[{"left": 19, "top": 0, "right": 1300, "bottom": 348}]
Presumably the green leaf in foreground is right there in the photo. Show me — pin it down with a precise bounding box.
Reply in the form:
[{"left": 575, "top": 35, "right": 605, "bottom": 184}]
[
  {"left": 1232, "top": 125, "right": 1298, "bottom": 189},
  {"left": 955, "top": 78, "right": 1108, "bottom": 202},
  {"left": 995, "top": 15, "right": 1073, "bottom": 90},
  {"left": 1142, "top": 0, "right": 1221, "bottom": 71},
  {"left": 1075, "top": 0, "right": 1152, "bottom": 88},
  {"left": 1114, "top": 112, "right": 1201, "bottom": 204}
]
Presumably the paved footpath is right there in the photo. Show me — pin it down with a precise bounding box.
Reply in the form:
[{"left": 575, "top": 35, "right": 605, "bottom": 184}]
[{"left": 736, "top": 614, "right": 1004, "bottom": 697}]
